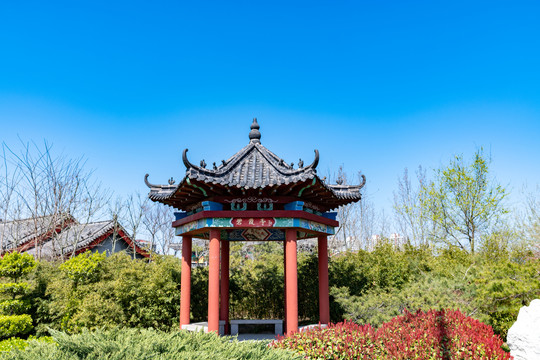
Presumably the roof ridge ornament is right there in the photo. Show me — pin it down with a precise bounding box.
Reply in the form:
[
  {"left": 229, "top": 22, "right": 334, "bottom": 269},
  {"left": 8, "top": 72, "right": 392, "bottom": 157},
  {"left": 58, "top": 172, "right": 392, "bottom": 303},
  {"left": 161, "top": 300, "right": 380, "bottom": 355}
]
[{"left": 249, "top": 118, "right": 261, "bottom": 143}]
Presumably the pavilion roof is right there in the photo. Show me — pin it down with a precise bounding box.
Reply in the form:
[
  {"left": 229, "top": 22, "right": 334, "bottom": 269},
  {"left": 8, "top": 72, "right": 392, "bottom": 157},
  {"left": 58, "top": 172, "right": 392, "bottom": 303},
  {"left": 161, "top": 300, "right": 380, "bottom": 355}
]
[{"left": 145, "top": 119, "right": 366, "bottom": 211}]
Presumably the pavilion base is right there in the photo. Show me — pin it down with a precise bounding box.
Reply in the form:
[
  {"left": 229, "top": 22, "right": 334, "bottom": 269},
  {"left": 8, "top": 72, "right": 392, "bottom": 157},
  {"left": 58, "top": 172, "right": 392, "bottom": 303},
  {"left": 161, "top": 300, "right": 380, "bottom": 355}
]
[
  {"left": 299, "top": 323, "right": 329, "bottom": 332},
  {"left": 181, "top": 321, "right": 225, "bottom": 335}
]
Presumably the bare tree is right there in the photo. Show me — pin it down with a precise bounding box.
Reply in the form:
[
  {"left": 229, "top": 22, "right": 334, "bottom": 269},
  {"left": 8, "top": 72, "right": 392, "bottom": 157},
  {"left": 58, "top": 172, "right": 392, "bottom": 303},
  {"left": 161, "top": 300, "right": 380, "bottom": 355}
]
[
  {"left": 142, "top": 201, "right": 173, "bottom": 258},
  {"left": 521, "top": 185, "right": 540, "bottom": 254},
  {"left": 331, "top": 167, "right": 376, "bottom": 252},
  {"left": 121, "top": 192, "right": 148, "bottom": 259},
  {"left": 0, "top": 144, "right": 23, "bottom": 252},
  {"left": 393, "top": 166, "right": 431, "bottom": 246},
  {"left": 2, "top": 140, "right": 109, "bottom": 259}
]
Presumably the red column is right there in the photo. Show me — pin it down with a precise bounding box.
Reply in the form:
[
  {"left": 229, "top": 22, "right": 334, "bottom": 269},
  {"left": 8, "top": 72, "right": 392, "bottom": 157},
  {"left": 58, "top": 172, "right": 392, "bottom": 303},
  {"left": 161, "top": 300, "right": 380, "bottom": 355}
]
[
  {"left": 180, "top": 235, "right": 192, "bottom": 328},
  {"left": 318, "top": 235, "right": 330, "bottom": 325},
  {"left": 285, "top": 229, "right": 298, "bottom": 335},
  {"left": 283, "top": 239, "right": 287, "bottom": 334},
  {"left": 220, "top": 239, "right": 230, "bottom": 334},
  {"left": 208, "top": 230, "right": 221, "bottom": 333}
]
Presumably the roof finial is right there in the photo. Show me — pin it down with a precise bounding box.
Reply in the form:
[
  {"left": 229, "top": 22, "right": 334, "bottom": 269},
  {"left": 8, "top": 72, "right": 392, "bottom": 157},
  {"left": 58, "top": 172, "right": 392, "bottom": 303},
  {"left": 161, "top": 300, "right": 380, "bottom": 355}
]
[{"left": 249, "top": 118, "right": 261, "bottom": 143}]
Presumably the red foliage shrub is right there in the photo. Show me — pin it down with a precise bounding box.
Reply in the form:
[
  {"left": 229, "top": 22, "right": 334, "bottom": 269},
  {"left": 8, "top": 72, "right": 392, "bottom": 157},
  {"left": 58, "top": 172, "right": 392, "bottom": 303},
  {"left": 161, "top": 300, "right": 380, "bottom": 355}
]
[{"left": 272, "top": 309, "right": 512, "bottom": 359}]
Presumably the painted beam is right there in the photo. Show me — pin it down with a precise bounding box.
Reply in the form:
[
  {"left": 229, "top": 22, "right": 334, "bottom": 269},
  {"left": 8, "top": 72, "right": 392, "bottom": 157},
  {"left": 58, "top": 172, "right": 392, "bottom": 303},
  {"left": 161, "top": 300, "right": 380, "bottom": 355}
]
[
  {"left": 172, "top": 210, "right": 339, "bottom": 228},
  {"left": 174, "top": 217, "right": 336, "bottom": 237}
]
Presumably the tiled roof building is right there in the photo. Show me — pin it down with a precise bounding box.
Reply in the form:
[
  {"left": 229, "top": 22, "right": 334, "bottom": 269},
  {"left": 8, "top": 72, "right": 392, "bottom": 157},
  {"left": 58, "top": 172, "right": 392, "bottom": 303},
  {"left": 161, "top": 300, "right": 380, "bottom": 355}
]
[{"left": 0, "top": 216, "right": 149, "bottom": 259}]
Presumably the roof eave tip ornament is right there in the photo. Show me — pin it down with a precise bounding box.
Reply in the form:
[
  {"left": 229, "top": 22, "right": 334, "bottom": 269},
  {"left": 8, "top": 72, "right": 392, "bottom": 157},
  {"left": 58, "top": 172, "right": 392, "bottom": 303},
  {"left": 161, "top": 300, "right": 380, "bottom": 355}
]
[
  {"left": 359, "top": 174, "right": 367, "bottom": 189},
  {"left": 308, "top": 149, "right": 319, "bottom": 170},
  {"left": 249, "top": 118, "right": 261, "bottom": 143},
  {"left": 144, "top": 174, "right": 157, "bottom": 188},
  {"left": 182, "top": 148, "right": 194, "bottom": 169}
]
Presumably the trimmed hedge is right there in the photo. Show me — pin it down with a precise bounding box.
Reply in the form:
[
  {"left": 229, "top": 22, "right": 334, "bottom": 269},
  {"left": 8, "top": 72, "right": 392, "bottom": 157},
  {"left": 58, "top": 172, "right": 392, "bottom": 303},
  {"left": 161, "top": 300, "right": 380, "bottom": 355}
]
[
  {"left": 0, "top": 284, "right": 29, "bottom": 298},
  {"left": 0, "top": 315, "right": 32, "bottom": 339},
  {"left": 0, "top": 301, "right": 29, "bottom": 316},
  {"left": 0, "top": 254, "right": 36, "bottom": 281}
]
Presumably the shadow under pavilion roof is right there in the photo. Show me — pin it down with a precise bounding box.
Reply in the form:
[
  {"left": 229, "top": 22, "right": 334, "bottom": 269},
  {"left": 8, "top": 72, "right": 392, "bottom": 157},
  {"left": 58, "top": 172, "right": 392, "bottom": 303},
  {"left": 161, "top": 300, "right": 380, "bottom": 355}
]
[{"left": 145, "top": 119, "right": 366, "bottom": 212}]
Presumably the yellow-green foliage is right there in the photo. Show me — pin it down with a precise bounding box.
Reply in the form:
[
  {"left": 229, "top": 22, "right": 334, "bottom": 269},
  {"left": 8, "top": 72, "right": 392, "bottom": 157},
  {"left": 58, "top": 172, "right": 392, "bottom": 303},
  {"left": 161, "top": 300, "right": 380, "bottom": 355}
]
[
  {"left": 0, "top": 253, "right": 35, "bottom": 339},
  {"left": 0, "top": 315, "right": 32, "bottom": 339},
  {"left": 0, "top": 284, "right": 29, "bottom": 299},
  {"left": 0, "top": 301, "right": 29, "bottom": 316},
  {"left": 230, "top": 242, "right": 284, "bottom": 320},
  {"left": 59, "top": 251, "right": 106, "bottom": 285},
  {"left": 21, "top": 241, "right": 539, "bottom": 341},
  {"left": 0, "top": 254, "right": 36, "bottom": 282},
  {"left": 0, "top": 336, "right": 54, "bottom": 352}
]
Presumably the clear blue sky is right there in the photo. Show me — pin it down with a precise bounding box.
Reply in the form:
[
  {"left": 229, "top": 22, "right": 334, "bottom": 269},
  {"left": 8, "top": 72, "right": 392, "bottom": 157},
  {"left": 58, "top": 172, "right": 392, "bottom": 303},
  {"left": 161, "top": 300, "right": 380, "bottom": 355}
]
[{"left": 1, "top": 1, "right": 539, "bottom": 221}]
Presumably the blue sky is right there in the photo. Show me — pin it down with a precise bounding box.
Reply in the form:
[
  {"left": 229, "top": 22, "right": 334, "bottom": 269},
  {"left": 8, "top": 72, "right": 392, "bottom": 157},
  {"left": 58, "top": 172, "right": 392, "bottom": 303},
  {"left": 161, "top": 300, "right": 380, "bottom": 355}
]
[{"left": 1, "top": 1, "right": 539, "bottom": 221}]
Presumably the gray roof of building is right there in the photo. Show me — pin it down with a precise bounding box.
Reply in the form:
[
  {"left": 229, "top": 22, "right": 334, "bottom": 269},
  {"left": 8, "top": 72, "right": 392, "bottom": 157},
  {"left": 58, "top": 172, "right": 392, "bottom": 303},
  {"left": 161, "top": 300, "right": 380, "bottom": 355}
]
[
  {"left": 25, "top": 220, "right": 144, "bottom": 258},
  {"left": 0, "top": 214, "right": 75, "bottom": 250},
  {"left": 42, "top": 220, "right": 114, "bottom": 257}
]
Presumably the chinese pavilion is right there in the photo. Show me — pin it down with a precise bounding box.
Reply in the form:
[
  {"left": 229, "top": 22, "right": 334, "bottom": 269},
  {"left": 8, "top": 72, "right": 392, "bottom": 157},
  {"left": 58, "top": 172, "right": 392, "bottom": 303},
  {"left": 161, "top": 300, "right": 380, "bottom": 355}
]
[{"left": 144, "top": 119, "right": 365, "bottom": 335}]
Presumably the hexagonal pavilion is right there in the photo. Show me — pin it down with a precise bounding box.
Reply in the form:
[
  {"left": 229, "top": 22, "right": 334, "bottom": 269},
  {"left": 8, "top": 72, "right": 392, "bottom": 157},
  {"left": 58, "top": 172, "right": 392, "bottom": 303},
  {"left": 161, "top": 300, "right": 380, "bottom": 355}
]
[{"left": 145, "top": 119, "right": 365, "bottom": 335}]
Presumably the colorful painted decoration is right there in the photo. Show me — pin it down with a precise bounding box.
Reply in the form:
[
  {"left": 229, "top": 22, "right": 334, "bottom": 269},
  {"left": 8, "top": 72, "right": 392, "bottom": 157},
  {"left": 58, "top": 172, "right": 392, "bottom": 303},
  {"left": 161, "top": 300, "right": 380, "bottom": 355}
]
[{"left": 174, "top": 217, "right": 335, "bottom": 237}]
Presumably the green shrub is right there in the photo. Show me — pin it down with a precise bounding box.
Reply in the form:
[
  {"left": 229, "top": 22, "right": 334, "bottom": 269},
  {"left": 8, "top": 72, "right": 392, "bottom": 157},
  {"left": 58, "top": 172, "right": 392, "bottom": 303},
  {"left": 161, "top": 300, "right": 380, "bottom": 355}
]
[
  {"left": 332, "top": 273, "right": 476, "bottom": 328},
  {"left": 0, "top": 254, "right": 36, "bottom": 282},
  {"left": 0, "top": 301, "right": 29, "bottom": 316},
  {"left": 59, "top": 251, "right": 106, "bottom": 286},
  {"left": 0, "top": 253, "right": 36, "bottom": 338},
  {"left": 0, "top": 338, "right": 28, "bottom": 353},
  {"left": 0, "top": 284, "right": 29, "bottom": 299},
  {"left": 0, "top": 336, "right": 54, "bottom": 352},
  {"left": 474, "top": 259, "right": 540, "bottom": 338},
  {"left": 0, "top": 328, "right": 299, "bottom": 360},
  {"left": 230, "top": 244, "right": 284, "bottom": 320},
  {"left": 40, "top": 252, "right": 182, "bottom": 332},
  {"left": 0, "top": 315, "right": 32, "bottom": 339},
  {"left": 190, "top": 266, "right": 208, "bottom": 322},
  {"left": 18, "top": 241, "right": 536, "bottom": 340}
]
